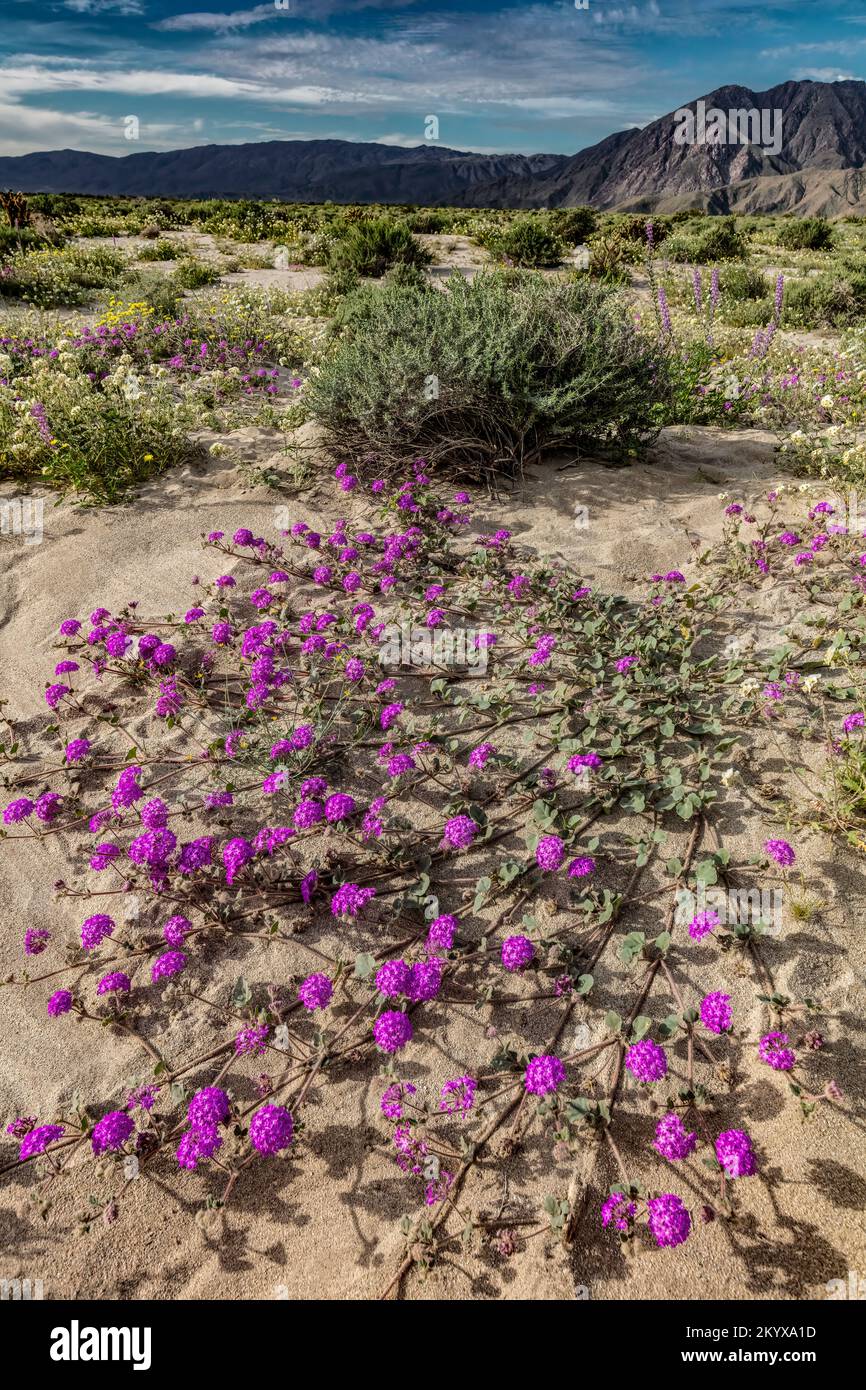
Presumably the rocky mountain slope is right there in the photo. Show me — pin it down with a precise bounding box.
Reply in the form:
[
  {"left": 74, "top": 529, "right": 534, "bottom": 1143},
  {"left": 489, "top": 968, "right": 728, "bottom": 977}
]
[{"left": 3, "top": 80, "right": 866, "bottom": 214}]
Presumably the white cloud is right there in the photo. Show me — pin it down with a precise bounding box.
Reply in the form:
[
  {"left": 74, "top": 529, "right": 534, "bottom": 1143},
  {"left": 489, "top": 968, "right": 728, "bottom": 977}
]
[
  {"left": 63, "top": 0, "right": 144, "bottom": 13},
  {"left": 373, "top": 132, "right": 432, "bottom": 147},
  {"left": 154, "top": 5, "right": 283, "bottom": 34},
  {"left": 590, "top": 1, "right": 661, "bottom": 29},
  {"left": 0, "top": 100, "right": 188, "bottom": 156},
  {"left": 794, "top": 68, "right": 860, "bottom": 82},
  {"left": 0, "top": 61, "right": 263, "bottom": 101},
  {"left": 484, "top": 96, "right": 623, "bottom": 118},
  {"left": 760, "top": 38, "right": 866, "bottom": 59},
  {"left": 4, "top": 0, "right": 818, "bottom": 160},
  {"left": 155, "top": 0, "right": 421, "bottom": 30},
  {"left": 204, "top": 5, "right": 645, "bottom": 120}
]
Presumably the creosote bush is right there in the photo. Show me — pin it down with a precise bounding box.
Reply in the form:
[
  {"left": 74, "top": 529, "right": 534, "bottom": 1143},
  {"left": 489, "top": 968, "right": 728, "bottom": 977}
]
[
  {"left": 308, "top": 271, "right": 670, "bottom": 476},
  {"left": 137, "top": 239, "right": 180, "bottom": 262},
  {"left": 493, "top": 215, "right": 564, "bottom": 267},
  {"left": 667, "top": 218, "right": 747, "bottom": 264},
  {"left": 328, "top": 217, "right": 432, "bottom": 278},
  {"left": 546, "top": 206, "right": 598, "bottom": 246},
  {"left": 775, "top": 217, "right": 835, "bottom": 252},
  {"left": 172, "top": 258, "right": 221, "bottom": 290},
  {"left": 0, "top": 467, "right": 854, "bottom": 1293}
]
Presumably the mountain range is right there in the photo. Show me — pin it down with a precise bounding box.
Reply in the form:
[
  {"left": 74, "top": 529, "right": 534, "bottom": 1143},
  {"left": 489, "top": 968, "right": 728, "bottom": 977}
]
[{"left": 4, "top": 79, "right": 866, "bottom": 216}]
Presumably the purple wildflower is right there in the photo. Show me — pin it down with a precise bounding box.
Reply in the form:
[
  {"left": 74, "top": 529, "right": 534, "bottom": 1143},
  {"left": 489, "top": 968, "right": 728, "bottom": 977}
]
[
  {"left": 524, "top": 1055, "right": 566, "bottom": 1096},
  {"left": 653, "top": 1113, "right": 697, "bottom": 1161},
  {"left": 501, "top": 935, "right": 535, "bottom": 972},
  {"left": 536, "top": 834, "right": 565, "bottom": 872},
  {"left": 374, "top": 1010, "right": 413, "bottom": 1053},
  {"left": 716, "top": 1129, "right": 757, "bottom": 1178},
  {"left": 298, "top": 973, "right": 333, "bottom": 1011},
  {"left": 625, "top": 1038, "right": 667, "bottom": 1083},
  {"left": 700, "top": 991, "right": 733, "bottom": 1035},
  {"left": 91, "top": 1110, "right": 135, "bottom": 1155},
  {"left": 647, "top": 1194, "right": 691, "bottom": 1248},
  {"left": 758, "top": 1031, "right": 795, "bottom": 1071}
]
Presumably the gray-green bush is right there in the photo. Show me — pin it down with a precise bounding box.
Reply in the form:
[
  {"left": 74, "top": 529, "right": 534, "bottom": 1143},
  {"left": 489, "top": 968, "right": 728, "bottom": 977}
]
[
  {"left": 308, "top": 271, "right": 669, "bottom": 478},
  {"left": 667, "top": 218, "right": 747, "bottom": 263},
  {"left": 328, "top": 218, "right": 432, "bottom": 277},
  {"left": 493, "top": 216, "right": 564, "bottom": 267},
  {"left": 775, "top": 218, "right": 835, "bottom": 252}
]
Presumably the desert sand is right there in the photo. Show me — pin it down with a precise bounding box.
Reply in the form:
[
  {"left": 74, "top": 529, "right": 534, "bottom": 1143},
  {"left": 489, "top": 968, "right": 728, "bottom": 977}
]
[{"left": 1, "top": 422, "right": 864, "bottom": 1301}]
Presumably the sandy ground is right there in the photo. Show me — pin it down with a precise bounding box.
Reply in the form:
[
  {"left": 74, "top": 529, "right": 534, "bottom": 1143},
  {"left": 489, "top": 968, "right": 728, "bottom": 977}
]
[{"left": 0, "top": 425, "right": 864, "bottom": 1302}]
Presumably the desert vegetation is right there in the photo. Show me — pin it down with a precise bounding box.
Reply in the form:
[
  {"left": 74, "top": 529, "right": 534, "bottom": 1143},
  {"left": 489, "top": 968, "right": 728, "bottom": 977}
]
[{"left": 1, "top": 195, "right": 865, "bottom": 1302}]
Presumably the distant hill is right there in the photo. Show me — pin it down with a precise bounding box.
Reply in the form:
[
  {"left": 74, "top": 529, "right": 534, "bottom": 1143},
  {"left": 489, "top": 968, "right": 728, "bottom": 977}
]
[
  {"left": 0, "top": 140, "right": 564, "bottom": 206},
  {"left": 3, "top": 80, "right": 866, "bottom": 214}
]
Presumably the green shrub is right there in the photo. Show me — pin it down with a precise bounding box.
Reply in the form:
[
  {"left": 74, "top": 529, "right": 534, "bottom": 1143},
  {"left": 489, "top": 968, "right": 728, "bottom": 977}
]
[
  {"left": 202, "top": 199, "right": 289, "bottom": 242},
  {"left": 495, "top": 215, "right": 564, "bottom": 267},
  {"left": 0, "top": 357, "right": 197, "bottom": 502},
  {"left": 308, "top": 271, "right": 669, "bottom": 476},
  {"left": 667, "top": 218, "right": 747, "bottom": 263},
  {"left": 328, "top": 217, "right": 432, "bottom": 277},
  {"left": 66, "top": 215, "right": 134, "bottom": 238},
  {"left": 546, "top": 206, "right": 598, "bottom": 245},
  {"left": 585, "top": 231, "right": 632, "bottom": 284},
  {"left": 783, "top": 272, "right": 866, "bottom": 328},
  {"left": 28, "top": 193, "right": 82, "bottom": 219},
  {"left": 0, "top": 226, "right": 47, "bottom": 256},
  {"left": 775, "top": 218, "right": 835, "bottom": 252},
  {"left": 322, "top": 265, "right": 360, "bottom": 299},
  {"left": 172, "top": 258, "right": 221, "bottom": 289},
  {"left": 614, "top": 215, "right": 671, "bottom": 248},
  {"left": 115, "top": 270, "right": 183, "bottom": 319},
  {"left": 137, "top": 239, "right": 179, "bottom": 261},
  {"left": 719, "top": 265, "right": 770, "bottom": 300},
  {"left": 382, "top": 260, "right": 430, "bottom": 291},
  {"left": 403, "top": 208, "right": 453, "bottom": 234},
  {"left": 721, "top": 297, "right": 775, "bottom": 328}
]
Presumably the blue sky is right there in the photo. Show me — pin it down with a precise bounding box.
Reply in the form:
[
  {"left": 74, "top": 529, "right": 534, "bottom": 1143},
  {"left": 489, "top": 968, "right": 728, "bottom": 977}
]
[{"left": 1, "top": 0, "right": 865, "bottom": 158}]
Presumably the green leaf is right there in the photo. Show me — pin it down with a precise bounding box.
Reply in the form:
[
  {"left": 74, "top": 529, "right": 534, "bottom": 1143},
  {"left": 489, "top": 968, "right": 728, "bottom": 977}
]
[
  {"left": 231, "top": 975, "right": 252, "bottom": 1007},
  {"left": 694, "top": 859, "right": 718, "bottom": 887},
  {"left": 353, "top": 952, "right": 376, "bottom": 979},
  {"left": 473, "top": 875, "right": 492, "bottom": 912}
]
